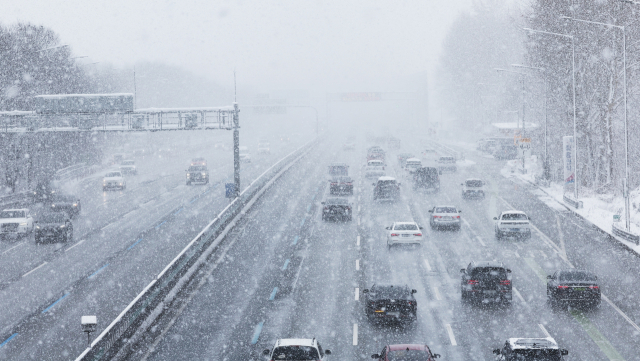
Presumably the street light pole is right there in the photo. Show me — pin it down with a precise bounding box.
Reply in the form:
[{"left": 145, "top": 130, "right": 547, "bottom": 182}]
[
  {"left": 562, "top": 16, "right": 629, "bottom": 230},
  {"left": 495, "top": 68, "right": 529, "bottom": 173},
  {"left": 523, "top": 28, "right": 577, "bottom": 198}
]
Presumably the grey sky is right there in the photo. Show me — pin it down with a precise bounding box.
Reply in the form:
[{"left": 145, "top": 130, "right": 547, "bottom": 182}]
[{"left": 1, "top": 0, "right": 473, "bottom": 92}]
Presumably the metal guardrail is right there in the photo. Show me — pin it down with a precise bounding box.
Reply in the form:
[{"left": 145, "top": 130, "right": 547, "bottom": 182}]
[
  {"left": 428, "top": 140, "right": 464, "bottom": 161},
  {"left": 563, "top": 194, "right": 583, "bottom": 209},
  {"left": 74, "top": 137, "right": 318, "bottom": 361},
  {"left": 612, "top": 223, "right": 640, "bottom": 245}
]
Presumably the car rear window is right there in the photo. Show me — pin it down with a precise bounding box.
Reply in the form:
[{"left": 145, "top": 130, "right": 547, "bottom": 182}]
[
  {"left": 502, "top": 213, "right": 528, "bottom": 220},
  {"left": 371, "top": 286, "right": 411, "bottom": 299},
  {"left": 465, "top": 180, "right": 483, "bottom": 187},
  {"left": 0, "top": 211, "right": 25, "bottom": 218},
  {"left": 471, "top": 267, "right": 507, "bottom": 280},
  {"left": 394, "top": 223, "right": 418, "bottom": 230},
  {"left": 387, "top": 350, "right": 430, "bottom": 361},
  {"left": 435, "top": 207, "right": 457, "bottom": 213},
  {"left": 439, "top": 157, "right": 455, "bottom": 163},
  {"left": 378, "top": 180, "right": 397, "bottom": 186},
  {"left": 326, "top": 198, "right": 348, "bottom": 205},
  {"left": 513, "top": 349, "right": 561, "bottom": 360},
  {"left": 559, "top": 271, "right": 597, "bottom": 282},
  {"left": 368, "top": 161, "right": 383, "bottom": 166},
  {"left": 39, "top": 213, "right": 66, "bottom": 223},
  {"left": 272, "top": 346, "right": 319, "bottom": 360},
  {"left": 121, "top": 160, "right": 135, "bottom": 165}
]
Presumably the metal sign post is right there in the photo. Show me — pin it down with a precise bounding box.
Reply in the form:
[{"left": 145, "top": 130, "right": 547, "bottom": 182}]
[{"left": 233, "top": 102, "right": 240, "bottom": 198}]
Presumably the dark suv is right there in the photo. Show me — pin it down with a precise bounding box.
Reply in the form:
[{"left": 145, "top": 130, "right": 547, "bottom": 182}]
[
  {"left": 547, "top": 269, "right": 600, "bottom": 308},
  {"left": 363, "top": 285, "right": 417, "bottom": 324},
  {"left": 186, "top": 165, "right": 209, "bottom": 185},
  {"left": 321, "top": 197, "right": 352, "bottom": 221},
  {"left": 412, "top": 167, "right": 440, "bottom": 192},
  {"left": 373, "top": 177, "right": 400, "bottom": 201},
  {"left": 461, "top": 261, "right": 512, "bottom": 305}
]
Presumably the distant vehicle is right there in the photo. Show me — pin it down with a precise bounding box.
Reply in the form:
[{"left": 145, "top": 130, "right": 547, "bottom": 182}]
[
  {"left": 547, "top": 269, "right": 600, "bottom": 308},
  {"left": 461, "top": 178, "right": 485, "bottom": 199},
  {"left": 119, "top": 160, "right": 137, "bottom": 175},
  {"left": 413, "top": 167, "right": 440, "bottom": 192},
  {"left": 373, "top": 176, "right": 400, "bottom": 201},
  {"left": 428, "top": 205, "right": 461, "bottom": 230},
  {"left": 190, "top": 157, "right": 207, "bottom": 166},
  {"left": 131, "top": 114, "right": 146, "bottom": 129},
  {"left": 186, "top": 165, "right": 209, "bottom": 185},
  {"left": 461, "top": 261, "right": 512, "bottom": 305},
  {"left": 258, "top": 142, "right": 271, "bottom": 154},
  {"left": 35, "top": 212, "right": 73, "bottom": 244},
  {"left": 365, "top": 160, "right": 386, "bottom": 178},
  {"left": 280, "top": 135, "right": 290, "bottom": 142},
  {"left": 0, "top": 209, "right": 34, "bottom": 238},
  {"left": 494, "top": 210, "right": 531, "bottom": 240},
  {"left": 263, "top": 338, "right": 331, "bottom": 361},
  {"left": 493, "top": 338, "right": 568, "bottom": 361},
  {"left": 112, "top": 153, "right": 125, "bottom": 164},
  {"left": 367, "top": 146, "right": 385, "bottom": 161},
  {"left": 372, "top": 344, "right": 440, "bottom": 361},
  {"left": 239, "top": 146, "right": 251, "bottom": 163},
  {"left": 103, "top": 171, "right": 126, "bottom": 191},
  {"left": 321, "top": 197, "right": 352, "bottom": 221},
  {"left": 437, "top": 156, "right": 457, "bottom": 172},
  {"left": 397, "top": 153, "right": 414, "bottom": 167},
  {"left": 50, "top": 194, "right": 81, "bottom": 218},
  {"left": 385, "top": 222, "right": 423, "bottom": 249},
  {"left": 343, "top": 142, "right": 356, "bottom": 151},
  {"left": 214, "top": 143, "right": 226, "bottom": 151},
  {"left": 363, "top": 285, "right": 418, "bottom": 324},
  {"left": 329, "top": 176, "right": 353, "bottom": 195},
  {"left": 493, "top": 144, "right": 518, "bottom": 160},
  {"left": 404, "top": 157, "right": 422, "bottom": 174},
  {"left": 32, "top": 181, "right": 58, "bottom": 202},
  {"left": 328, "top": 163, "right": 349, "bottom": 177},
  {"left": 182, "top": 113, "right": 198, "bottom": 129}
]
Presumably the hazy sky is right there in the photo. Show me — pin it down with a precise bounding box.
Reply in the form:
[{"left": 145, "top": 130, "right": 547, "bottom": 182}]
[{"left": 1, "top": 0, "right": 473, "bottom": 93}]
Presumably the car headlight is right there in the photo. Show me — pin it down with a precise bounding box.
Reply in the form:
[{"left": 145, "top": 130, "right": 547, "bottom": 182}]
[
  {"left": 51, "top": 204, "right": 56, "bottom": 207},
  {"left": 73, "top": 203, "right": 78, "bottom": 207},
  {"left": 201, "top": 173, "right": 206, "bottom": 176},
  {"left": 60, "top": 224, "right": 65, "bottom": 228},
  {"left": 187, "top": 173, "right": 191, "bottom": 177},
  {"left": 35, "top": 225, "right": 40, "bottom": 229}
]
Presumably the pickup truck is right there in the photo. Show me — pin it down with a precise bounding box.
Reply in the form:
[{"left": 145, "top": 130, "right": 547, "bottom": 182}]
[{"left": 0, "top": 208, "right": 34, "bottom": 238}]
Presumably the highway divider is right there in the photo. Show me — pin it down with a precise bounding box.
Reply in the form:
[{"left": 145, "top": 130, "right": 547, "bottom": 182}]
[{"left": 74, "top": 137, "right": 319, "bottom": 361}]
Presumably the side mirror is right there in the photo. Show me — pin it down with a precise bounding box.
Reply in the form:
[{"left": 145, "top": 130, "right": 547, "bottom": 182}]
[
  {"left": 428, "top": 210, "right": 433, "bottom": 213},
  {"left": 507, "top": 269, "right": 512, "bottom": 273},
  {"left": 372, "top": 183, "right": 376, "bottom": 186},
  {"left": 263, "top": 349, "right": 271, "bottom": 355},
  {"left": 411, "top": 289, "right": 417, "bottom": 294},
  {"left": 561, "top": 350, "right": 568, "bottom": 356},
  {"left": 458, "top": 210, "right": 462, "bottom": 213},
  {"left": 493, "top": 349, "right": 501, "bottom": 355},
  {"left": 433, "top": 354, "right": 441, "bottom": 359},
  {"left": 547, "top": 275, "right": 552, "bottom": 279},
  {"left": 419, "top": 226, "right": 424, "bottom": 230},
  {"left": 460, "top": 183, "right": 464, "bottom": 186},
  {"left": 371, "top": 354, "right": 380, "bottom": 359},
  {"left": 363, "top": 289, "right": 369, "bottom": 293},
  {"left": 385, "top": 226, "right": 390, "bottom": 230},
  {"left": 493, "top": 217, "right": 498, "bottom": 220},
  {"left": 324, "top": 350, "right": 331, "bottom": 355},
  {"left": 594, "top": 276, "right": 598, "bottom": 280},
  {"left": 321, "top": 202, "right": 325, "bottom": 205},
  {"left": 460, "top": 269, "right": 466, "bottom": 273}
]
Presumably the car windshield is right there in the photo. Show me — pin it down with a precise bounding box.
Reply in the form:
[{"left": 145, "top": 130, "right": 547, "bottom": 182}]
[
  {"left": 435, "top": 207, "right": 457, "bottom": 213},
  {"left": 368, "top": 162, "right": 383, "bottom": 166},
  {"left": 326, "top": 198, "right": 348, "bottom": 205},
  {"left": 39, "top": 213, "right": 65, "bottom": 223},
  {"left": 466, "top": 180, "right": 483, "bottom": 187},
  {"left": 560, "top": 271, "right": 597, "bottom": 282},
  {"left": 394, "top": 223, "right": 418, "bottom": 230},
  {"left": 188, "top": 166, "right": 207, "bottom": 172},
  {"left": 271, "top": 346, "right": 319, "bottom": 360},
  {"left": 105, "top": 172, "right": 122, "bottom": 177},
  {"left": 387, "top": 350, "right": 430, "bottom": 361},
  {"left": 471, "top": 267, "right": 507, "bottom": 280},
  {"left": 502, "top": 213, "right": 528, "bottom": 220},
  {"left": 52, "top": 195, "right": 74, "bottom": 202},
  {"left": 512, "top": 349, "right": 561, "bottom": 361},
  {"left": 0, "top": 211, "right": 25, "bottom": 218}
]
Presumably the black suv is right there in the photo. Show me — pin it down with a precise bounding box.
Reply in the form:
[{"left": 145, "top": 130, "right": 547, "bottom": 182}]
[
  {"left": 49, "top": 194, "right": 81, "bottom": 218},
  {"left": 412, "top": 167, "right": 440, "bottom": 192},
  {"left": 186, "top": 165, "right": 209, "bottom": 185},
  {"left": 461, "top": 261, "right": 512, "bottom": 305},
  {"left": 547, "top": 269, "right": 600, "bottom": 308},
  {"left": 321, "top": 197, "right": 352, "bottom": 221},
  {"left": 35, "top": 212, "right": 73, "bottom": 244},
  {"left": 363, "top": 284, "right": 417, "bottom": 324},
  {"left": 493, "top": 338, "right": 568, "bottom": 360}
]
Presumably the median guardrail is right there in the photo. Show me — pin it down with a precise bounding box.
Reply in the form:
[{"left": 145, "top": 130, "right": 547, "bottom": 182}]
[
  {"left": 563, "top": 194, "right": 583, "bottom": 209},
  {"left": 74, "top": 137, "right": 318, "bottom": 361},
  {"left": 612, "top": 223, "right": 640, "bottom": 245}
]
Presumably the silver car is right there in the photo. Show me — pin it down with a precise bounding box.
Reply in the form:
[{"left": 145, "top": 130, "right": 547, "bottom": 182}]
[{"left": 428, "top": 205, "right": 461, "bottom": 230}]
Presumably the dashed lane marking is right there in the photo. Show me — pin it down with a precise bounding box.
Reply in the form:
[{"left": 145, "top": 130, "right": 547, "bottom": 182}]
[
  {"left": 433, "top": 287, "right": 442, "bottom": 300},
  {"left": 445, "top": 324, "right": 457, "bottom": 346},
  {"left": 42, "top": 293, "right": 69, "bottom": 313},
  {"left": 251, "top": 321, "right": 265, "bottom": 344},
  {"left": 355, "top": 288, "right": 359, "bottom": 301},
  {"left": 282, "top": 259, "right": 290, "bottom": 271},
  {"left": 356, "top": 235, "right": 360, "bottom": 246},
  {"left": 65, "top": 239, "right": 86, "bottom": 252},
  {"left": 513, "top": 287, "right": 526, "bottom": 303},
  {"left": 306, "top": 204, "right": 311, "bottom": 213},
  {"left": 269, "top": 287, "right": 278, "bottom": 301},
  {"left": 358, "top": 205, "right": 361, "bottom": 212},
  {"left": 291, "top": 236, "right": 299, "bottom": 245},
  {"left": 353, "top": 323, "right": 358, "bottom": 345},
  {"left": 87, "top": 263, "right": 109, "bottom": 279},
  {"left": 0, "top": 333, "right": 17, "bottom": 349},
  {"left": 22, "top": 262, "right": 47, "bottom": 277},
  {"left": 476, "top": 236, "right": 486, "bottom": 247},
  {"left": 423, "top": 259, "right": 432, "bottom": 272},
  {"left": 538, "top": 324, "right": 552, "bottom": 338},
  {"left": 127, "top": 238, "right": 143, "bottom": 250},
  {"left": 300, "top": 218, "right": 305, "bottom": 227},
  {"left": 356, "top": 259, "right": 360, "bottom": 270},
  {"left": 2, "top": 241, "right": 26, "bottom": 255},
  {"left": 602, "top": 294, "right": 640, "bottom": 333}
]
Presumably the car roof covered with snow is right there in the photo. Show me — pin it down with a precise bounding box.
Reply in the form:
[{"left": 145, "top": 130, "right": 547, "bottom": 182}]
[
  {"left": 508, "top": 337, "right": 559, "bottom": 350},
  {"left": 377, "top": 176, "right": 396, "bottom": 181},
  {"left": 275, "top": 338, "right": 316, "bottom": 347}
]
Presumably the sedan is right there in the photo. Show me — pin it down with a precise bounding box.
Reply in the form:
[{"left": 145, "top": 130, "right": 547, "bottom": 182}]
[
  {"left": 372, "top": 344, "right": 440, "bottom": 361},
  {"left": 429, "top": 206, "right": 461, "bottom": 230},
  {"left": 547, "top": 269, "right": 600, "bottom": 308},
  {"left": 363, "top": 285, "right": 417, "bottom": 324},
  {"left": 385, "top": 222, "right": 423, "bottom": 249},
  {"left": 35, "top": 212, "right": 73, "bottom": 244}
]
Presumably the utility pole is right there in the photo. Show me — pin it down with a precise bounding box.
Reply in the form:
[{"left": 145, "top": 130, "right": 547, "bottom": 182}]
[{"left": 233, "top": 71, "right": 240, "bottom": 198}]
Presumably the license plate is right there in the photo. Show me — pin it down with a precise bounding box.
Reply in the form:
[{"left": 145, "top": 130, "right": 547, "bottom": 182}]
[
  {"left": 386, "top": 312, "right": 400, "bottom": 317},
  {"left": 573, "top": 287, "right": 586, "bottom": 291},
  {"left": 402, "top": 234, "right": 410, "bottom": 237},
  {"left": 484, "top": 290, "right": 496, "bottom": 295},
  {"left": 443, "top": 216, "right": 451, "bottom": 220}
]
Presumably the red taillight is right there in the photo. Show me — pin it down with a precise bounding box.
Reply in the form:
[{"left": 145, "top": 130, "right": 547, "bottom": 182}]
[
  {"left": 500, "top": 280, "right": 511, "bottom": 286},
  {"left": 413, "top": 233, "right": 422, "bottom": 236},
  {"left": 467, "top": 280, "right": 479, "bottom": 285},
  {"left": 391, "top": 233, "right": 399, "bottom": 237},
  {"left": 433, "top": 216, "right": 441, "bottom": 218},
  {"left": 558, "top": 285, "right": 569, "bottom": 289},
  {"left": 455, "top": 215, "right": 460, "bottom": 219},
  {"left": 589, "top": 285, "right": 599, "bottom": 289}
]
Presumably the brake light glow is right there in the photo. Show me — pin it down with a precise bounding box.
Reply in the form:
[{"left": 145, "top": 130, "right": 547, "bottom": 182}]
[
  {"left": 433, "top": 216, "right": 441, "bottom": 218},
  {"left": 391, "top": 233, "right": 399, "bottom": 237},
  {"left": 558, "top": 285, "right": 569, "bottom": 289},
  {"left": 467, "top": 280, "right": 479, "bottom": 285},
  {"left": 500, "top": 280, "right": 511, "bottom": 286},
  {"left": 413, "top": 233, "right": 422, "bottom": 236},
  {"left": 589, "top": 285, "right": 599, "bottom": 289},
  {"left": 455, "top": 216, "right": 460, "bottom": 219}
]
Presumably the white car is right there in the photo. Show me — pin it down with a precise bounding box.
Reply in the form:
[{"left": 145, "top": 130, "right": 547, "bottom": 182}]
[
  {"left": 461, "top": 178, "right": 485, "bottom": 199},
  {"left": 263, "top": 338, "right": 331, "bottom": 360},
  {"left": 494, "top": 210, "right": 531, "bottom": 240},
  {"left": 119, "top": 160, "right": 137, "bottom": 175},
  {"left": 365, "top": 160, "right": 386, "bottom": 178},
  {"left": 103, "top": 171, "right": 126, "bottom": 191},
  {"left": 0, "top": 209, "right": 34, "bottom": 238},
  {"left": 404, "top": 157, "right": 422, "bottom": 174},
  {"left": 428, "top": 205, "right": 461, "bottom": 230},
  {"left": 385, "top": 222, "right": 424, "bottom": 249}
]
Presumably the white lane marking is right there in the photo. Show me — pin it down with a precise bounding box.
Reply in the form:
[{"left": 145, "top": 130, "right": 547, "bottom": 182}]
[
  {"left": 539, "top": 250, "right": 548, "bottom": 259},
  {"left": 355, "top": 288, "right": 359, "bottom": 301},
  {"left": 515, "top": 250, "right": 521, "bottom": 258},
  {"left": 358, "top": 205, "right": 361, "bottom": 212},
  {"left": 101, "top": 223, "right": 116, "bottom": 231},
  {"left": 423, "top": 259, "right": 432, "bottom": 272},
  {"left": 433, "top": 287, "right": 442, "bottom": 300},
  {"left": 65, "top": 239, "right": 86, "bottom": 252},
  {"left": 2, "top": 241, "right": 26, "bottom": 255},
  {"left": 22, "top": 262, "right": 47, "bottom": 277},
  {"left": 356, "top": 259, "right": 360, "bottom": 270},
  {"left": 602, "top": 294, "right": 640, "bottom": 332},
  {"left": 476, "top": 236, "right": 486, "bottom": 247},
  {"left": 353, "top": 323, "right": 358, "bottom": 345},
  {"left": 513, "top": 287, "right": 526, "bottom": 303},
  {"left": 445, "top": 324, "right": 457, "bottom": 346},
  {"left": 356, "top": 236, "right": 360, "bottom": 246},
  {"left": 538, "top": 324, "right": 552, "bottom": 338},
  {"left": 358, "top": 217, "right": 361, "bottom": 226}
]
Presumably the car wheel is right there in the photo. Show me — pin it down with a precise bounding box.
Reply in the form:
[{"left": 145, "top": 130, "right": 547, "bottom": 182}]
[
  {"left": 495, "top": 230, "right": 502, "bottom": 240},
  {"left": 186, "top": 181, "right": 191, "bottom": 186}
]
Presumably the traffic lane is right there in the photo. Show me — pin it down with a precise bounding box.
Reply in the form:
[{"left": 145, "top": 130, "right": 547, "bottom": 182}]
[
  {"left": 0, "top": 145, "right": 305, "bottom": 351},
  {"left": 144, "top": 144, "right": 329, "bottom": 361}
]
